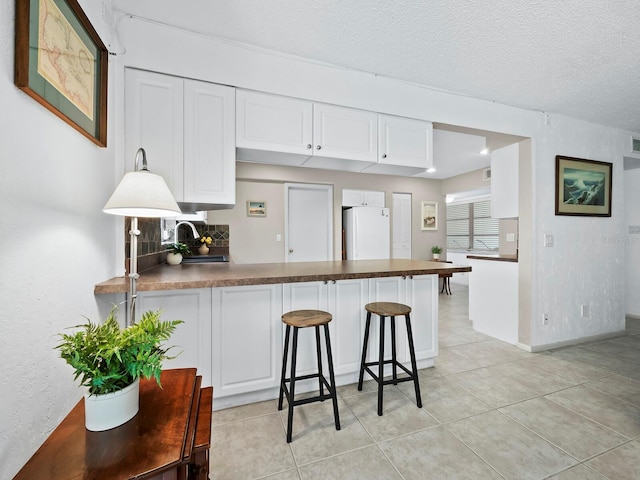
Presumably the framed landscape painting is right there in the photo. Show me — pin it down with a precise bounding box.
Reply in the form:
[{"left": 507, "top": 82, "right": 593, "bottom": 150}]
[
  {"left": 15, "top": 0, "right": 108, "bottom": 146},
  {"left": 555, "top": 156, "right": 612, "bottom": 217}
]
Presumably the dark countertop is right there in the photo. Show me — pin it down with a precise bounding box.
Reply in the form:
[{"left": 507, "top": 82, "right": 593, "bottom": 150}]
[
  {"left": 94, "top": 259, "right": 472, "bottom": 294},
  {"left": 467, "top": 254, "right": 518, "bottom": 263}
]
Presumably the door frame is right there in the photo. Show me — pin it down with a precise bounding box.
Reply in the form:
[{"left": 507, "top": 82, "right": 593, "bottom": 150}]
[{"left": 284, "top": 183, "right": 334, "bottom": 262}]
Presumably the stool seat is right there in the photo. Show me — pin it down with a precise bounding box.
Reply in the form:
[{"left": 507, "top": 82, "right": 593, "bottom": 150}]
[
  {"left": 282, "top": 309, "right": 332, "bottom": 328},
  {"left": 365, "top": 302, "right": 411, "bottom": 317}
]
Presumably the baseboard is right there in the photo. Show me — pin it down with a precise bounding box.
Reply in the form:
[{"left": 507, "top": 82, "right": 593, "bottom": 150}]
[{"left": 524, "top": 329, "right": 627, "bottom": 353}]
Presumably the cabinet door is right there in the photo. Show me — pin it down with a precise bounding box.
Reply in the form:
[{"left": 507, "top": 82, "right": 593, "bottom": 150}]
[
  {"left": 236, "top": 90, "right": 313, "bottom": 165},
  {"left": 329, "top": 279, "right": 369, "bottom": 375},
  {"left": 368, "top": 114, "right": 433, "bottom": 175},
  {"left": 368, "top": 276, "right": 409, "bottom": 363},
  {"left": 342, "top": 189, "right": 385, "bottom": 207},
  {"left": 136, "top": 289, "right": 212, "bottom": 387},
  {"left": 125, "top": 68, "right": 184, "bottom": 201},
  {"left": 183, "top": 80, "right": 236, "bottom": 205},
  {"left": 490, "top": 143, "right": 519, "bottom": 218},
  {"left": 305, "top": 103, "right": 377, "bottom": 170},
  {"left": 405, "top": 275, "right": 438, "bottom": 361},
  {"left": 212, "top": 284, "right": 283, "bottom": 398}
]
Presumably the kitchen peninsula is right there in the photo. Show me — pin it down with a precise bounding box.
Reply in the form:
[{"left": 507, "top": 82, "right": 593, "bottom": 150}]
[{"left": 95, "top": 259, "right": 470, "bottom": 409}]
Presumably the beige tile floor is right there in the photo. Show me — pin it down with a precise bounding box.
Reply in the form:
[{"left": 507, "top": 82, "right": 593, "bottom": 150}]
[{"left": 210, "top": 284, "right": 640, "bottom": 479}]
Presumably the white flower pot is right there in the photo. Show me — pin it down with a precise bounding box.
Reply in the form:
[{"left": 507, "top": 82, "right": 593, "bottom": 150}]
[
  {"left": 84, "top": 379, "right": 140, "bottom": 431},
  {"left": 167, "top": 252, "right": 183, "bottom": 265},
  {"left": 432, "top": 253, "right": 440, "bottom": 260}
]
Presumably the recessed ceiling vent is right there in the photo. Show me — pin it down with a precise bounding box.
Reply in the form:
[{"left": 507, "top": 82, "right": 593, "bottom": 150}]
[{"left": 482, "top": 167, "right": 491, "bottom": 181}]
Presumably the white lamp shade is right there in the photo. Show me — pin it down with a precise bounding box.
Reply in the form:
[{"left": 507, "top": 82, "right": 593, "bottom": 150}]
[{"left": 103, "top": 170, "right": 181, "bottom": 218}]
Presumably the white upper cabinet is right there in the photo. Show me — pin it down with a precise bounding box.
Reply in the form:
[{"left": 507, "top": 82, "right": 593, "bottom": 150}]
[
  {"left": 363, "top": 114, "right": 433, "bottom": 176},
  {"left": 125, "top": 68, "right": 185, "bottom": 201},
  {"left": 490, "top": 143, "right": 519, "bottom": 218},
  {"left": 183, "top": 79, "right": 236, "bottom": 208},
  {"left": 342, "top": 189, "right": 385, "bottom": 207},
  {"left": 305, "top": 103, "right": 377, "bottom": 171},
  {"left": 125, "top": 68, "right": 236, "bottom": 210},
  {"left": 236, "top": 90, "right": 313, "bottom": 166},
  {"left": 236, "top": 90, "right": 434, "bottom": 176},
  {"left": 236, "top": 90, "right": 377, "bottom": 171}
]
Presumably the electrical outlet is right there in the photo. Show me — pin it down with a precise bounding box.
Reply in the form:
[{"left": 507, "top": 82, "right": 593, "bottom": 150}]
[
  {"left": 543, "top": 313, "right": 549, "bottom": 325},
  {"left": 544, "top": 234, "right": 554, "bottom": 247},
  {"left": 581, "top": 304, "right": 589, "bottom": 317}
]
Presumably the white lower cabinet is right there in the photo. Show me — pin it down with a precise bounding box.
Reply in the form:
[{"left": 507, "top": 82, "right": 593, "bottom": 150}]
[
  {"left": 368, "top": 275, "right": 438, "bottom": 366},
  {"left": 282, "top": 279, "right": 369, "bottom": 381},
  {"left": 211, "top": 284, "right": 283, "bottom": 400},
  {"left": 137, "top": 289, "right": 213, "bottom": 387},
  {"left": 138, "top": 275, "right": 436, "bottom": 410}
]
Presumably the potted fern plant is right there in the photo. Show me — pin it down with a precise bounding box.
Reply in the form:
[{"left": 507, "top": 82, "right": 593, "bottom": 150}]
[
  {"left": 431, "top": 245, "right": 442, "bottom": 260},
  {"left": 56, "top": 308, "right": 183, "bottom": 431},
  {"left": 166, "top": 242, "right": 191, "bottom": 265}
]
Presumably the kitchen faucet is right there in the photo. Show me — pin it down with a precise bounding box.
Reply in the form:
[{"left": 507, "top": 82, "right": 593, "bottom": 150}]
[{"left": 175, "top": 221, "right": 200, "bottom": 240}]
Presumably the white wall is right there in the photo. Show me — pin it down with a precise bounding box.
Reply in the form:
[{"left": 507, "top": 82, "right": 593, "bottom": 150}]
[
  {"left": 625, "top": 165, "right": 640, "bottom": 317},
  {"left": 0, "top": 2, "right": 121, "bottom": 478}
]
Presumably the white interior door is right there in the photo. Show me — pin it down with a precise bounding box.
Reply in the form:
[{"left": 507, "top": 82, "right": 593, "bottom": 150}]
[
  {"left": 285, "top": 183, "right": 333, "bottom": 262},
  {"left": 392, "top": 192, "right": 412, "bottom": 259}
]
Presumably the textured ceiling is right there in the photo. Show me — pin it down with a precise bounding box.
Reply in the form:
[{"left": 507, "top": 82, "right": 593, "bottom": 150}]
[
  {"left": 109, "top": 0, "right": 640, "bottom": 178},
  {"left": 111, "top": 0, "right": 640, "bottom": 134}
]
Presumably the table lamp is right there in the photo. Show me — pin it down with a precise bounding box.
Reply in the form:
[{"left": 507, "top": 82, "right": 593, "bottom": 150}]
[{"left": 103, "top": 148, "right": 181, "bottom": 325}]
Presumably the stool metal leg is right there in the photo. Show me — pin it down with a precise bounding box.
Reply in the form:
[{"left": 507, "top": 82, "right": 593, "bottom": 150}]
[
  {"left": 390, "top": 316, "right": 398, "bottom": 385},
  {"left": 324, "top": 324, "right": 341, "bottom": 431},
  {"left": 358, "top": 311, "right": 372, "bottom": 390},
  {"left": 286, "top": 327, "right": 299, "bottom": 443},
  {"left": 378, "top": 315, "right": 385, "bottom": 416},
  {"left": 278, "top": 325, "right": 291, "bottom": 411},
  {"left": 405, "top": 314, "right": 422, "bottom": 408},
  {"left": 315, "top": 325, "right": 324, "bottom": 399}
]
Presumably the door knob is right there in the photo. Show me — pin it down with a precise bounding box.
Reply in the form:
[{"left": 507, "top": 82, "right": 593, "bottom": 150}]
[
  {"left": 382, "top": 153, "right": 387, "bottom": 158},
  {"left": 307, "top": 144, "right": 312, "bottom": 149},
  {"left": 316, "top": 145, "right": 322, "bottom": 150},
  {"left": 289, "top": 248, "right": 294, "bottom": 253}
]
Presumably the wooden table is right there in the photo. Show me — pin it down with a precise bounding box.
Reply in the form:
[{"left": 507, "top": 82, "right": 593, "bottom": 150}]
[{"left": 14, "top": 368, "right": 212, "bottom": 480}]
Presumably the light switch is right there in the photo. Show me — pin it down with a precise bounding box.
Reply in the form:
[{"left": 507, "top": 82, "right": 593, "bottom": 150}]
[
  {"left": 276, "top": 234, "right": 282, "bottom": 242},
  {"left": 506, "top": 233, "right": 515, "bottom": 242},
  {"left": 544, "top": 234, "right": 554, "bottom": 247}
]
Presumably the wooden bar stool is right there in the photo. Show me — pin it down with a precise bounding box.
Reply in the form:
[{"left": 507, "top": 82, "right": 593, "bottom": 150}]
[
  {"left": 358, "top": 302, "right": 422, "bottom": 416},
  {"left": 278, "top": 309, "right": 340, "bottom": 443}
]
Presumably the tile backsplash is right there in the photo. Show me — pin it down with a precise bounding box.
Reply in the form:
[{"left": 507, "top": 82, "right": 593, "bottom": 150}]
[{"left": 125, "top": 218, "right": 229, "bottom": 273}]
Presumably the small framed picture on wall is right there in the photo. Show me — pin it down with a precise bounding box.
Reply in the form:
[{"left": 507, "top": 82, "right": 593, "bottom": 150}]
[
  {"left": 247, "top": 201, "right": 267, "bottom": 217},
  {"left": 421, "top": 201, "right": 438, "bottom": 230}
]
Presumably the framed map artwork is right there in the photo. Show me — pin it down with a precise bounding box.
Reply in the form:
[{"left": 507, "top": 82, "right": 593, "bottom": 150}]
[{"left": 15, "top": 0, "right": 108, "bottom": 146}]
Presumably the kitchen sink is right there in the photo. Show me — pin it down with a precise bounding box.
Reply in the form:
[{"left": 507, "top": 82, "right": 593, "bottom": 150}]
[{"left": 181, "top": 255, "right": 229, "bottom": 263}]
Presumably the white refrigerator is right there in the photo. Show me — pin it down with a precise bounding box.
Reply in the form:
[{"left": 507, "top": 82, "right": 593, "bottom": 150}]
[{"left": 343, "top": 207, "right": 390, "bottom": 260}]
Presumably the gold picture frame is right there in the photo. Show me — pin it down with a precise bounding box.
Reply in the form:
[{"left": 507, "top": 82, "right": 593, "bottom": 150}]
[{"left": 15, "top": 0, "right": 108, "bottom": 146}]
